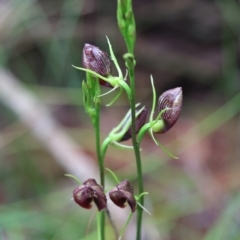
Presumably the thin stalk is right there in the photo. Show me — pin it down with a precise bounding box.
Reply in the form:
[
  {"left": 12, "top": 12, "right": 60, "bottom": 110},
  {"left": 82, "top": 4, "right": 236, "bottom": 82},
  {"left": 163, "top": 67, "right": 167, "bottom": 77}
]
[
  {"left": 95, "top": 100, "right": 119, "bottom": 240},
  {"left": 93, "top": 102, "right": 105, "bottom": 240},
  {"left": 119, "top": 212, "right": 133, "bottom": 240},
  {"left": 106, "top": 208, "right": 119, "bottom": 238},
  {"left": 97, "top": 212, "right": 101, "bottom": 240},
  {"left": 128, "top": 65, "right": 144, "bottom": 240},
  {"left": 93, "top": 91, "right": 119, "bottom": 240},
  {"left": 94, "top": 102, "right": 105, "bottom": 190}
]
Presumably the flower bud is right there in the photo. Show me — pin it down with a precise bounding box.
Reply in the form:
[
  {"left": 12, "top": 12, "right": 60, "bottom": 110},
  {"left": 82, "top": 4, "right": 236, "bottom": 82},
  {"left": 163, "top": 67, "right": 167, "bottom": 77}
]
[
  {"left": 157, "top": 87, "right": 182, "bottom": 133},
  {"left": 120, "top": 106, "right": 148, "bottom": 142},
  {"left": 109, "top": 179, "right": 136, "bottom": 212},
  {"left": 82, "top": 43, "right": 112, "bottom": 87},
  {"left": 73, "top": 178, "right": 107, "bottom": 211}
]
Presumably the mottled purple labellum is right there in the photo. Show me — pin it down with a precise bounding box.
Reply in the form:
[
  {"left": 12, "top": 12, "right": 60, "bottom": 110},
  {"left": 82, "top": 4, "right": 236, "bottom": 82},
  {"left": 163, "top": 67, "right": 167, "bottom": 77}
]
[
  {"left": 82, "top": 43, "right": 112, "bottom": 88},
  {"left": 109, "top": 179, "right": 136, "bottom": 212},
  {"left": 73, "top": 178, "right": 107, "bottom": 211},
  {"left": 157, "top": 87, "right": 182, "bottom": 133},
  {"left": 120, "top": 106, "right": 148, "bottom": 142}
]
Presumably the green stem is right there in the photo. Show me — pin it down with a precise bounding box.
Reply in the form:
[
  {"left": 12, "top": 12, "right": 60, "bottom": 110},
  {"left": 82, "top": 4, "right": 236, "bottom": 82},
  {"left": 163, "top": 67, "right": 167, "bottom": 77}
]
[
  {"left": 97, "top": 212, "right": 101, "bottom": 240},
  {"left": 101, "top": 137, "right": 111, "bottom": 162},
  {"left": 119, "top": 212, "right": 133, "bottom": 239},
  {"left": 94, "top": 101, "right": 105, "bottom": 240},
  {"left": 94, "top": 102, "right": 105, "bottom": 191},
  {"left": 128, "top": 62, "right": 144, "bottom": 240}
]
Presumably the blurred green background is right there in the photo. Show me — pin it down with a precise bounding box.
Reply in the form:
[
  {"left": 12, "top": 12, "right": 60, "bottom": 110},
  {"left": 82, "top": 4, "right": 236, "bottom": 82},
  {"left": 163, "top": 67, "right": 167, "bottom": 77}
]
[{"left": 0, "top": 0, "right": 240, "bottom": 239}]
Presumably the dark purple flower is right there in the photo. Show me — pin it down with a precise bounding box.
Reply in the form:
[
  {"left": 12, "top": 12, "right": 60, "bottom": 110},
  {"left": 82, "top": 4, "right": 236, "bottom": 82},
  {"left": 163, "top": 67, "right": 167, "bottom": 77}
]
[
  {"left": 157, "top": 87, "right": 182, "bottom": 133},
  {"left": 120, "top": 106, "right": 148, "bottom": 142},
  {"left": 73, "top": 178, "right": 107, "bottom": 211},
  {"left": 109, "top": 179, "right": 136, "bottom": 212},
  {"left": 82, "top": 43, "right": 112, "bottom": 88}
]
